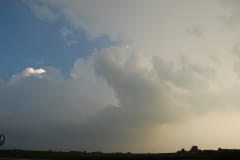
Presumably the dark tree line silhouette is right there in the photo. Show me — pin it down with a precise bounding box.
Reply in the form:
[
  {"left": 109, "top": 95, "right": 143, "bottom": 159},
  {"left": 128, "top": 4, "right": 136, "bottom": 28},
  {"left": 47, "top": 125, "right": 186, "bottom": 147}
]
[{"left": 1, "top": 146, "right": 240, "bottom": 160}]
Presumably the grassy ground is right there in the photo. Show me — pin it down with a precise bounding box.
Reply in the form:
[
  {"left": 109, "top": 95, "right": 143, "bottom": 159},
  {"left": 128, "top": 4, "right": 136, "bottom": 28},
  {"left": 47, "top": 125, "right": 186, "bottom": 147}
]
[{"left": 0, "top": 149, "right": 240, "bottom": 160}]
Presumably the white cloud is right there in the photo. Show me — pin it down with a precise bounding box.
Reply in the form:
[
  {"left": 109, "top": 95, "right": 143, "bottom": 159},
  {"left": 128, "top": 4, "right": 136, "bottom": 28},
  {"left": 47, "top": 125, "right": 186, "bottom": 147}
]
[
  {"left": 23, "top": 67, "right": 46, "bottom": 75},
  {"left": 3, "top": 46, "right": 240, "bottom": 151},
  {"left": 11, "top": 67, "right": 46, "bottom": 82},
  {"left": 14, "top": 0, "right": 240, "bottom": 152},
  {"left": 22, "top": 0, "right": 59, "bottom": 22}
]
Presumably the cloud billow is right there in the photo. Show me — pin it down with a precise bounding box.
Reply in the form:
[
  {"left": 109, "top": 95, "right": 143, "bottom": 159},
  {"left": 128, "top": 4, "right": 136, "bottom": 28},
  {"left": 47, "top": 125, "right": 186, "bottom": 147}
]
[
  {"left": 0, "top": 45, "right": 218, "bottom": 151},
  {"left": 6, "top": 0, "right": 240, "bottom": 152}
]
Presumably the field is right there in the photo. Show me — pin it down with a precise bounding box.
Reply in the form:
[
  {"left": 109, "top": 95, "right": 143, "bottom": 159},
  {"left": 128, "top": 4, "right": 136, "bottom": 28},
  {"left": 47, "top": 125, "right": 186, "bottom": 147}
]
[{"left": 1, "top": 149, "right": 240, "bottom": 160}]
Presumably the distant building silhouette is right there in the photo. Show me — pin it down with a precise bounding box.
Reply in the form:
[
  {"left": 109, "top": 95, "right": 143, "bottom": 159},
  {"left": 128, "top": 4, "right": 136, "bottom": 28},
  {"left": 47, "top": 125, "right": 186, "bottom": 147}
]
[{"left": 189, "top": 145, "right": 201, "bottom": 152}]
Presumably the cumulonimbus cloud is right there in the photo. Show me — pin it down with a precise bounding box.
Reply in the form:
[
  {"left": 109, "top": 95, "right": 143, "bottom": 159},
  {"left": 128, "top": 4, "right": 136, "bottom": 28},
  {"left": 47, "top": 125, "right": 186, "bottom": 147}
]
[
  {"left": 5, "top": 0, "right": 240, "bottom": 152},
  {"left": 1, "top": 46, "right": 236, "bottom": 152}
]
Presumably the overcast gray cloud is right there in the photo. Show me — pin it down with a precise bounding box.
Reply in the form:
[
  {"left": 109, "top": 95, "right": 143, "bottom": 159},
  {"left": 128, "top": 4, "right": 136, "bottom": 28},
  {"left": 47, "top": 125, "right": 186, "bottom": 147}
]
[
  {"left": 221, "top": 0, "right": 240, "bottom": 24},
  {"left": 0, "top": 62, "right": 116, "bottom": 150},
  {"left": 0, "top": 46, "right": 231, "bottom": 152},
  {"left": 4, "top": 0, "right": 240, "bottom": 152},
  {"left": 186, "top": 26, "right": 205, "bottom": 38}
]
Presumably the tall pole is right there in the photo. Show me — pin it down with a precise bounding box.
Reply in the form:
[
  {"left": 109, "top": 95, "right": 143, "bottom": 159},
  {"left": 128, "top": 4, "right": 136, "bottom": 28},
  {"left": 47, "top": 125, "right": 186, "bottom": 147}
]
[{"left": 0, "top": 134, "right": 5, "bottom": 146}]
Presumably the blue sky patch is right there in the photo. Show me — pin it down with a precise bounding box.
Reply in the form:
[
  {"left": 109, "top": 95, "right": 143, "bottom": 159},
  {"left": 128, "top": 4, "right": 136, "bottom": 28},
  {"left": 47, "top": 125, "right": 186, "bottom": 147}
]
[{"left": 0, "top": 0, "right": 114, "bottom": 79}]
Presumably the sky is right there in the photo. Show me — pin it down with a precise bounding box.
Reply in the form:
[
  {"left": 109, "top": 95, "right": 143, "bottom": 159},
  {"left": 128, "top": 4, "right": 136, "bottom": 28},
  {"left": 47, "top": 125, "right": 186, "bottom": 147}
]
[{"left": 2, "top": 0, "right": 240, "bottom": 153}]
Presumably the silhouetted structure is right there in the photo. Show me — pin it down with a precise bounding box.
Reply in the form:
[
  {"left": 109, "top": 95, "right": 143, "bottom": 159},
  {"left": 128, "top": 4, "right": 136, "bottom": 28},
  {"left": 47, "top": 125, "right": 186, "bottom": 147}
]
[
  {"left": 189, "top": 145, "right": 200, "bottom": 152},
  {"left": 0, "top": 134, "right": 5, "bottom": 146}
]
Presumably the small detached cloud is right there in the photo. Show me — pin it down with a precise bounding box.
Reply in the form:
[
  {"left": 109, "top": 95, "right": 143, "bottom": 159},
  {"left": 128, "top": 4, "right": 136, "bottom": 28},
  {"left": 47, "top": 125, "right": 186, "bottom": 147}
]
[
  {"left": 21, "top": 67, "right": 46, "bottom": 76},
  {"left": 11, "top": 67, "right": 46, "bottom": 82}
]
